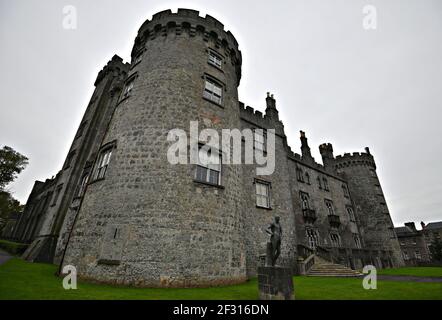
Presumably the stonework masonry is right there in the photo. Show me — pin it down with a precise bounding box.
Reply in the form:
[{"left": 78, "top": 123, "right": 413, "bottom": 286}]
[{"left": 9, "top": 9, "right": 404, "bottom": 287}]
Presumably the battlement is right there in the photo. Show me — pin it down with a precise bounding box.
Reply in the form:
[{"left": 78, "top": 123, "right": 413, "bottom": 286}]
[
  {"left": 238, "top": 101, "right": 283, "bottom": 130},
  {"left": 134, "top": 9, "right": 242, "bottom": 83},
  {"left": 94, "top": 55, "right": 130, "bottom": 86},
  {"left": 334, "top": 151, "right": 376, "bottom": 169}
]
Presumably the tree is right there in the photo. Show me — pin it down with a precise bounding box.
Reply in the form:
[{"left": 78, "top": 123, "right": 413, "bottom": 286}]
[
  {"left": 0, "top": 146, "right": 28, "bottom": 234},
  {"left": 0, "top": 191, "right": 24, "bottom": 233},
  {"left": 429, "top": 236, "right": 442, "bottom": 262},
  {"left": 0, "top": 146, "right": 28, "bottom": 191}
]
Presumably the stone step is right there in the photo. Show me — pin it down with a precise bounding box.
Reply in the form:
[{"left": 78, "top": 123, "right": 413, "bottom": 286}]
[{"left": 307, "top": 259, "right": 362, "bottom": 277}]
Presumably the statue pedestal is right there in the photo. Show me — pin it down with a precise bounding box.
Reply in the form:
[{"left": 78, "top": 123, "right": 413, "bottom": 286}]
[{"left": 257, "top": 266, "right": 294, "bottom": 300}]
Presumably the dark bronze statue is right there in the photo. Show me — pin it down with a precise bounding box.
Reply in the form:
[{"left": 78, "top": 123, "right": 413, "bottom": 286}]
[{"left": 265, "top": 216, "right": 282, "bottom": 266}]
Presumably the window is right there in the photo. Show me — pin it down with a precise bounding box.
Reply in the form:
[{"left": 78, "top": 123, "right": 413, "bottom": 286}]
[
  {"left": 306, "top": 228, "right": 320, "bottom": 249},
  {"left": 353, "top": 233, "right": 362, "bottom": 248},
  {"left": 403, "top": 251, "right": 409, "bottom": 260},
  {"left": 122, "top": 76, "right": 135, "bottom": 99},
  {"left": 325, "top": 199, "right": 335, "bottom": 215},
  {"left": 342, "top": 184, "right": 349, "bottom": 198},
  {"left": 414, "top": 251, "right": 421, "bottom": 260},
  {"left": 208, "top": 50, "right": 222, "bottom": 69},
  {"left": 195, "top": 147, "right": 221, "bottom": 185},
  {"left": 296, "top": 167, "right": 304, "bottom": 182},
  {"left": 51, "top": 184, "right": 63, "bottom": 206},
  {"left": 305, "top": 172, "right": 310, "bottom": 184},
  {"left": 203, "top": 78, "right": 222, "bottom": 104},
  {"left": 317, "top": 176, "right": 322, "bottom": 189},
  {"left": 94, "top": 148, "right": 113, "bottom": 180},
  {"left": 76, "top": 174, "right": 89, "bottom": 197},
  {"left": 254, "top": 129, "right": 266, "bottom": 152},
  {"left": 255, "top": 180, "right": 271, "bottom": 208},
  {"left": 132, "top": 51, "right": 143, "bottom": 65},
  {"left": 347, "top": 206, "right": 356, "bottom": 222},
  {"left": 330, "top": 233, "right": 341, "bottom": 247},
  {"left": 300, "top": 192, "right": 310, "bottom": 210},
  {"left": 322, "top": 177, "right": 329, "bottom": 191}
]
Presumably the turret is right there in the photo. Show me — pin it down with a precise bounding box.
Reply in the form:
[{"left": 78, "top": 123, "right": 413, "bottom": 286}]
[
  {"left": 265, "top": 92, "right": 279, "bottom": 121},
  {"left": 299, "top": 131, "right": 313, "bottom": 161},
  {"left": 334, "top": 148, "right": 404, "bottom": 267},
  {"left": 319, "top": 143, "right": 334, "bottom": 167}
]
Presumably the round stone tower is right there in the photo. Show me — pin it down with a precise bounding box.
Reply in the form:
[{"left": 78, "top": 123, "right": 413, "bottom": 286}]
[
  {"left": 61, "top": 9, "right": 246, "bottom": 287},
  {"left": 334, "top": 149, "right": 404, "bottom": 267}
]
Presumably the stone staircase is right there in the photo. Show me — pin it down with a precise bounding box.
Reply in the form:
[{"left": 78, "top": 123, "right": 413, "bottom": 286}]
[{"left": 307, "top": 257, "right": 363, "bottom": 277}]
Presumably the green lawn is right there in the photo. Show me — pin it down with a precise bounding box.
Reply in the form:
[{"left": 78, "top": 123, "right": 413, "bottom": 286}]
[
  {"left": 1, "top": 258, "right": 441, "bottom": 300},
  {"left": 378, "top": 267, "right": 442, "bottom": 278}
]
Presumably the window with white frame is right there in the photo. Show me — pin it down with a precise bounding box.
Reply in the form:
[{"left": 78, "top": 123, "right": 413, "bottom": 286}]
[
  {"left": 76, "top": 173, "right": 89, "bottom": 197},
  {"left": 255, "top": 180, "right": 271, "bottom": 208},
  {"left": 414, "top": 251, "right": 421, "bottom": 260},
  {"left": 325, "top": 199, "right": 335, "bottom": 215},
  {"left": 300, "top": 192, "right": 310, "bottom": 210},
  {"left": 347, "top": 206, "right": 356, "bottom": 222},
  {"left": 94, "top": 148, "right": 113, "bottom": 180},
  {"left": 330, "top": 233, "right": 341, "bottom": 247},
  {"left": 208, "top": 50, "right": 222, "bottom": 69},
  {"left": 195, "top": 147, "right": 221, "bottom": 185},
  {"left": 306, "top": 228, "right": 320, "bottom": 249},
  {"left": 203, "top": 78, "right": 222, "bottom": 104},
  {"left": 254, "top": 129, "right": 266, "bottom": 152}
]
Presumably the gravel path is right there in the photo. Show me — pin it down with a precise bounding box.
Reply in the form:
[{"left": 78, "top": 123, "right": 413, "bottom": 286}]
[{"left": 376, "top": 275, "right": 442, "bottom": 283}]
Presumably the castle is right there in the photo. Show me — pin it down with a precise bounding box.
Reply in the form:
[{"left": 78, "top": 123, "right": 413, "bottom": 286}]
[{"left": 9, "top": 9, "right": 403, "bottom": 287}]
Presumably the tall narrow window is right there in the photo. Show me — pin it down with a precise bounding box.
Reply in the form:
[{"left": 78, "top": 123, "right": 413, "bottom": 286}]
[
  {"left": 300, "top": 192, "right": 310, "bottom": 210},
  {"left": 353, "top": 233, "right": 362, "bottom": 248},
  {"left": 195, "top": 147, "right": 221, "bottom": 185},
  {"left": 76, "top": 173, "right": 89, "bottom": 197},
  {"left": 330, "top": 233, "right": 341, "bottom": 247},
  {"left": 305, "top": 172, "right": 310, "bottom": 184},
  {"left": 122, "top": 77, "right": 135, "bottom": 99},
  {"left": 254, "top": 129, "right": 266, "bottom": 152},
  {"left": 306, "top": 228, "right": 320, "bottom": 249},
  {"left": 296, "top": 167, "right": 304, "bottom": 182},
  {"left": 317, "top": 176, "right": 322, "bottom": 189},
  {"left": 203, "top": 78, "right": 222, "bottom": 104},
  {"left": 255, "top": 180, "right": 271, "bottom": 208},
  {"left": 94, "top": 148, "right": 113, "bottom": 180},
  {"left": 342, "top": 184, "right": 349, "bottom": 198},
  {"left": 325, "top": 199, "right": 335, "bottom": 215},
  {"left": 323, "top": 177, "right": 329, "bottom": 191},
  {"left": 208, "top": 50, "right": 222, "bottom": 69},
  {"left": 347, "top": 206, "right": 356, "bottom": 222}
]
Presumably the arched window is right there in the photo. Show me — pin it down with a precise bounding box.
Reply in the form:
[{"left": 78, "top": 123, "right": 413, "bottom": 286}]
[
  {"left": 305, "top": 172, "right": 310, "bottom": 184},
  {"left": 322, "top": 177, "right": 329, "bottom": 191},
  {"left": 317, "top": 176, "right": 322, "bottom": 189}
]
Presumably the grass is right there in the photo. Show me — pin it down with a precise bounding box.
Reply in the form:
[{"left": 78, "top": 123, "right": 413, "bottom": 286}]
[
  {"left": 0, "top": 240, "right": 28, "bottom": 255},
  {"left": 0, "top": 258, "right": 441, "bottom": 300},
  {"left": 378, "top": 267, "right": 442, "bottom": 278}
]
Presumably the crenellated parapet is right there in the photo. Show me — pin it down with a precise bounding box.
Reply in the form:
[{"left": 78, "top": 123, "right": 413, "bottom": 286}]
[
  {"left": 238, "top": 101, "right": 285, "bottom": 136},
  {"left": 334, "top": 151, "right": 376, "bottom": 170},
  {"left": 94, "top": 55, "right": 130, "bottom": 87},
  {"left": 132, "top": 9, "right": 242, "bottom": 84}
]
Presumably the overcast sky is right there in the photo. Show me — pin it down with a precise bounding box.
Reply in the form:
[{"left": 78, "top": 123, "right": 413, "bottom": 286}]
[{"left": 1, "top": 0, "right": 441, "bottom": 227}]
